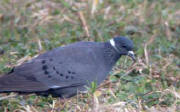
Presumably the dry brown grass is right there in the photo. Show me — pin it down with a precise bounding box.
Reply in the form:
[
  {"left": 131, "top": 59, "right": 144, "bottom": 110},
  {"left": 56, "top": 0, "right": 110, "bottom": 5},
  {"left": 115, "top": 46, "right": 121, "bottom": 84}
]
[{"left": 0, "top": 0, "right": 179, "bottom": 112}]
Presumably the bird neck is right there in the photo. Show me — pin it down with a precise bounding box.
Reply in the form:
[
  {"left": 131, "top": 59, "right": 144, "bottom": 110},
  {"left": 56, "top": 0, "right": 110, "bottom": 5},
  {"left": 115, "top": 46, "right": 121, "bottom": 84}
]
[{"left": 103, "top": 42, "right": 121, "bottom": 66}]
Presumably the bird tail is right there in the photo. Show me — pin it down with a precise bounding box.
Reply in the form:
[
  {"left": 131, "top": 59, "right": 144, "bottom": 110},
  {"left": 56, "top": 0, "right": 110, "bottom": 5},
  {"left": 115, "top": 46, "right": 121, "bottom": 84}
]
[
  {"left": 0, "top": 74, "right": 13, "bottom": 93},
  {"left": 0, "top": 73, "right": 48, "bottom": 93}
]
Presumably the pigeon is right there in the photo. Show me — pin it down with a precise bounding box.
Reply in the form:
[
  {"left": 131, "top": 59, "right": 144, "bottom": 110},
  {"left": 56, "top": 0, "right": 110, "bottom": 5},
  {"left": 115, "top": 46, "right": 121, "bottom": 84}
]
[{"left": 0, "top": 36, "right": 135, "bottom": 98}]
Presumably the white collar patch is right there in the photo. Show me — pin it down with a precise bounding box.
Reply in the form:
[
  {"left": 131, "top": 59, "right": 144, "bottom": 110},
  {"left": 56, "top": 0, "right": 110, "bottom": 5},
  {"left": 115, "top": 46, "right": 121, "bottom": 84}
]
[
  {"left": 110, "top": 39, "right": 116, "bottom": 47},
  {"left": 109, "top": 38, "right": 120, "bottom": 53}
]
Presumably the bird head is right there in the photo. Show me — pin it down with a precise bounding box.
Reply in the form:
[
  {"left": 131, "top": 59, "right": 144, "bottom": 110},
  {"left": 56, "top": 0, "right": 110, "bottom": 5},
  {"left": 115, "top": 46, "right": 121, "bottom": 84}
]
[{"left": 109, "top": 36, "right": 136, "bottom": 61}]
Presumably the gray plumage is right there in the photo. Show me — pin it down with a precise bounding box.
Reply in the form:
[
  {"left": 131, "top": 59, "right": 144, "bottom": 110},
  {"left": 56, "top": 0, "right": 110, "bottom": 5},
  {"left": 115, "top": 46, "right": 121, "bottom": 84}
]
[{"left": 0, "top": 36, "right": 135, "bottom": 98}]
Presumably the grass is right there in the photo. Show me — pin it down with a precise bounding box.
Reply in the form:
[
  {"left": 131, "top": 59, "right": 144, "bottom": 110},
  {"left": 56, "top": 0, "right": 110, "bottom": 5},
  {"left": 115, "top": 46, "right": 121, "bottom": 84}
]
[{"left": 0, "top": 0, "right": 180, "bottom": 112}]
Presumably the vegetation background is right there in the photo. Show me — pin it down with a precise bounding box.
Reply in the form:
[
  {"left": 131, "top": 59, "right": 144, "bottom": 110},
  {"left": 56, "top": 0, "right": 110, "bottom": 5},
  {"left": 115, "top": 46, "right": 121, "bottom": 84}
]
[{"left": 0, "top": 0, "right": 179, "bottom": 112}]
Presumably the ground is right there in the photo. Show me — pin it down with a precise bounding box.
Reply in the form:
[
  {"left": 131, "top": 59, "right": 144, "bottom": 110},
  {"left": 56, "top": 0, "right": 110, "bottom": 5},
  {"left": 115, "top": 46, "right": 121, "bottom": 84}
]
[{"left": 0, "top": 0, "right": 179, "bottom": 112}]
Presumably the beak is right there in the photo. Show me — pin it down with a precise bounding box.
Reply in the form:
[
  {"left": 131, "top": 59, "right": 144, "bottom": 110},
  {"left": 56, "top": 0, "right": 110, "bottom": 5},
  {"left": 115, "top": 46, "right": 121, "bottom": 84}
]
[{"left": 128, "top": 51, "right": 136, "bottom": 62}]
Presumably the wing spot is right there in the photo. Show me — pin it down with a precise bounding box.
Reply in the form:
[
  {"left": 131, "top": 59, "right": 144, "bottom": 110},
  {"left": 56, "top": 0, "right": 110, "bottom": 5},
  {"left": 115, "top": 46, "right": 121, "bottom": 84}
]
[
  {"left": 53, "top": 66, "right": 56, "bottom": 70},
  {"left": 42, "top": 65, "right": 48, "bottom": 70},
  {"left": 68, "top": 70, "right": 71, "bottom": 74},
  {"left": 65, "top": 76, "right": 69, "bottom": 79},
  {"left": 44, "top": 71, "right": 49, "bottom": 75},
  {"left": 60, "top": 73, "right": 63, "bottom": 76},
  {"left": 56, "top": 71, "right": 59, "bottom": 74},
  {"left": 71, "top": 76, "right": 74, "bottom": 79},
  {"left": 48, "top": 75, "right": 52, "bottom": 78},
  {"left": 41, "top": 60, "right": 46, "bottom": 64}
]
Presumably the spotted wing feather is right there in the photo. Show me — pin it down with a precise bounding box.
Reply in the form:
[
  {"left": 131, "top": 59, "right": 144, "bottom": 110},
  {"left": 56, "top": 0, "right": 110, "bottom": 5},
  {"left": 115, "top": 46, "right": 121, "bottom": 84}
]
[{"left": 0, "top": 42, "right": 107, "bottom": 93}]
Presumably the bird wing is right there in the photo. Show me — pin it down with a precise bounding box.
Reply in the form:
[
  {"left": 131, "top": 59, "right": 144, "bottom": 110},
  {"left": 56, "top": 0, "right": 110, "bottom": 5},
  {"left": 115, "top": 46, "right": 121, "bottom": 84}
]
[
  {"left": 34, "top": 42, "right": 102, "bottom": 89},
  {"left": 0, "top": 42, "right": 104, "bottom": 92}
]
